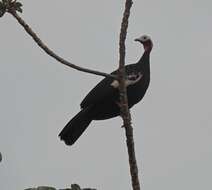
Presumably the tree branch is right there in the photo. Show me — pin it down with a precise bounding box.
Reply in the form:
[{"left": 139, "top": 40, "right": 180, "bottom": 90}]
[
  {"left": 1, "top": 1, "right": 142, "bottom": 189},
  {"left": 118, "top": 1, "right": 141, "bottom": 190},
  {"left": 6, "top": 6, "right": 115, "bottom": 79}
]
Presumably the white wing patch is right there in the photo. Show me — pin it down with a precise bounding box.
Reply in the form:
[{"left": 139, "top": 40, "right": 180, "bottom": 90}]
[
  {"left": 111, "top": 80, "right": 119, "bottom": 88},
  {"left": 126, "top": 72, "right": 143, "bottom": 86},
  {"left": 110, "top": 72, "right": 143, "bottom": 88}
]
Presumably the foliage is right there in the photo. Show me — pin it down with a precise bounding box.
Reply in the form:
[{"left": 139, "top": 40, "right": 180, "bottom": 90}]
[
  {"left": 0, "top": 0, "right": 22, "bottom": 17},
  {"left": 24, "top": 184, "right": 96, "bottom": 190},
  {"left": 1, "top": 0, "right": 139, "bottom": 190}
]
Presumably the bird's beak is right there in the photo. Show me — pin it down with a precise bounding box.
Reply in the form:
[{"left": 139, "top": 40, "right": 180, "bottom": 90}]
[{"left": 134, "top": 38, "right": 141, "bottom": 42}]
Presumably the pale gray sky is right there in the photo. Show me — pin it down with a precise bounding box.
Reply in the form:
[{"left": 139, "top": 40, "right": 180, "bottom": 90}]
[{"left": 0, "top": 0, "right": 212, "bottom": 189}]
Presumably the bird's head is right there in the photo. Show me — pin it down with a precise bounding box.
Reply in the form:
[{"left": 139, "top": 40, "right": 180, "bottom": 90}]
[{"left": 134, "top": 35, "right": 153, "bottom": 52}]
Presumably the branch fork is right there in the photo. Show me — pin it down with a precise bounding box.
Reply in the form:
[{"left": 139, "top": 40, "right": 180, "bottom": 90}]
[{"left": 1, "top": 1, "right": 141, "bottom": 190}]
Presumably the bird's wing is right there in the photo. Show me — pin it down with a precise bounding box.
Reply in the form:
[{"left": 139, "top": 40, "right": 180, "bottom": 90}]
[
  {"left": 80, "top": 64, "right": 141, "bottom": 109},
  {"left": 80, "top": 70, "right": 119, "bottom": 109}
]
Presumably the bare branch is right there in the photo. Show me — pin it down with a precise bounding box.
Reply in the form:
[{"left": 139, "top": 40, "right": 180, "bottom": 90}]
[
  {"left": 6, "top": 8, "right": 116, "bottom": 79},
  {"left": 1, "top": 1, "right": 142, "bottom": 189},
  {"left": 118, "top": 1, "right": 141, "bottom": 190}
]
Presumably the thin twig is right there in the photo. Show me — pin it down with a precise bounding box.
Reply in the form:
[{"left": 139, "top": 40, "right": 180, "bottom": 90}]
[
  {"left": 7, "top": 9, "right": 116, "bottom": 79},
  {"left": 118, "top": 1, "right": 141, "bottom": 190},
  {"left": 4, "top": 1, "right": 141, "bottom": 189}
]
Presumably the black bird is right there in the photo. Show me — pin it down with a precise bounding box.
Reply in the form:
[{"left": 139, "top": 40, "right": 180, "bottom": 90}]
[{"left": 59, "top": 35, "right": 153, "bottom": 146}]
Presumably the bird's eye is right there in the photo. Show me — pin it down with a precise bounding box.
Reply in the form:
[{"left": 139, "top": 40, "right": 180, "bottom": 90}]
[{"left": 143, "top": 36, "right": 147, "bottom": 40}]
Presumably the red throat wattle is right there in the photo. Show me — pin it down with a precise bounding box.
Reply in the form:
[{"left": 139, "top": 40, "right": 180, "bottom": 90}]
[{"left": 143, "top": 41, "right": 153, "bottom": 52}]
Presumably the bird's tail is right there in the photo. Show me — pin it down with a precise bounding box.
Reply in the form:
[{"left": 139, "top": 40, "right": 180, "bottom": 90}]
[{"left": 59, "top": 107, "right": 93, "bottom": 146}]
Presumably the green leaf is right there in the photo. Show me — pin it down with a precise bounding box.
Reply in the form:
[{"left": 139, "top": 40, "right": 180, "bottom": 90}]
[
  {"left": 37, "top": 187, "right": 56, "bottom": 190},
  {"left": 13, "top": 1, "right": 23, "bottom": 13},
  {"left": 15, "top": 1, "right": 22, "bottom": 7},
  {"left": 2, "top": 0, "right": 8, "bottom": 6},
  {"left": 16, "top": 6, "right": 22, "bottom": 13},
  {"left": 25, "top": 187, "right": 56, "bottom": 190},
  {"left": 71, "top": 184, "right": 81, "bottom": 190},
  {"left": 0, "top": 6, "right": 6, "bottom": 17},
  {"left": 0, "top": 3, "right": 3, "bottom": 10}
]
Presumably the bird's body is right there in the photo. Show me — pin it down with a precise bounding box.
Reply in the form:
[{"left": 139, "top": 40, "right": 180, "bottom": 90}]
[{"left": 59, "top": 35, "right": 153, "bottom": 146}]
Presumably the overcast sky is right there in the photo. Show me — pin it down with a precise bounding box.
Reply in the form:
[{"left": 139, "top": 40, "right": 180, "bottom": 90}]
[{"left": 0, "top": 0, "right": 212, "bottom": 190}]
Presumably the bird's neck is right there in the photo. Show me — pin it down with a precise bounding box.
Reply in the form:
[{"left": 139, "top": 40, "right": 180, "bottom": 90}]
[{"left": 137, "top": 50, "right": 150, "bottom": 73}]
